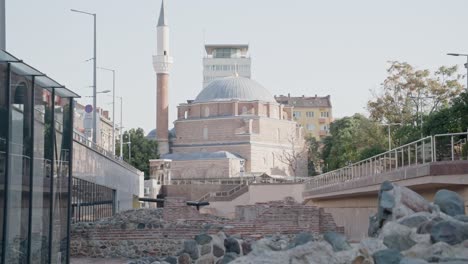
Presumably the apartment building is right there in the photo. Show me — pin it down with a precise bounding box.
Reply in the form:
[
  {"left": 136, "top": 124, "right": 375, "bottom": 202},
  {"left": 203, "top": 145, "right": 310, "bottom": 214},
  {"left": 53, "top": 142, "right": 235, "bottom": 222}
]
[{"left": 275, "top": 94, "right": 333, "bottom": 140}]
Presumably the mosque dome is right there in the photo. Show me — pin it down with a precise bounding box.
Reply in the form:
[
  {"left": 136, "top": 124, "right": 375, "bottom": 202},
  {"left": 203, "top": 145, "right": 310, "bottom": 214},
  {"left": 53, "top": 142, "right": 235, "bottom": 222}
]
[{"left": 194, "top": 76, "right": 276, "bottom": 103}]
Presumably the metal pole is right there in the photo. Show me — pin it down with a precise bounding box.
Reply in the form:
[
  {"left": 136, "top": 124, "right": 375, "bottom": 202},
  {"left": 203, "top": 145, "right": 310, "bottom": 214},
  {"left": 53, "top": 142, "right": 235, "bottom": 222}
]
[
  {"left": 388, "top": 125, "right": 391, "bottom": 151},
  {"left": 119, "top": 97, "right": 123, "bottom": 159},
  {"left": 0, "top": 0, "right": 5, "bottom": 50},
  {"left": 92, "top": 14, "right": 97, "bottom": 143},
  {"left": 465, "top": 57, "right": 468, "bottom": 91},
  {"left": 112, "top": 70, "right": 115, "bottom": 155}
]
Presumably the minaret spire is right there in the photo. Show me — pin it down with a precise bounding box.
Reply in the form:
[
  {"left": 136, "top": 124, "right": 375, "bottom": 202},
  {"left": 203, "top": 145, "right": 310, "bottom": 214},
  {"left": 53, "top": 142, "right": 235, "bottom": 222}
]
[
  {"left": 153, "top": 0, "right": 173, "bottom": 155},
  {"left": 157, "top": 0, "right": 168, "bottom": 27}
]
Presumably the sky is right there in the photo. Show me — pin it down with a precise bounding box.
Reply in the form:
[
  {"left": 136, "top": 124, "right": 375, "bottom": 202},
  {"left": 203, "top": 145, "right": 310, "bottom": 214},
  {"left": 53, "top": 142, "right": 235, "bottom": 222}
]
[{"left": 7, "top": 0, "right": 468, "bottom": 134}]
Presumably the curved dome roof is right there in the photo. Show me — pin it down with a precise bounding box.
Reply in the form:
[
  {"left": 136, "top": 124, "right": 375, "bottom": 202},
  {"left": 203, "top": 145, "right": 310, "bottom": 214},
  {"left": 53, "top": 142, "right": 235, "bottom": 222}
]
[{"left": 194, "top": 76, "right": 276, "bottom": 103}]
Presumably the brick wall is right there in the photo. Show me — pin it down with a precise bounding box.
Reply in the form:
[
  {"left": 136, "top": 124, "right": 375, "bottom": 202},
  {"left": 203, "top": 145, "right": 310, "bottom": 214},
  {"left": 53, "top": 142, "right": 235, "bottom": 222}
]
[{"left": 71, "top": 197, "right": 344, "bottom": 259}]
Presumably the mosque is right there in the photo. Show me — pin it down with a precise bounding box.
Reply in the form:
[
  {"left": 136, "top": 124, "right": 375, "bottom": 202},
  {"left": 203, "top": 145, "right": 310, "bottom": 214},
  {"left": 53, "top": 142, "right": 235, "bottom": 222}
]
[{"left": 149, "top": 1, "right": 307, "bottom": 182}]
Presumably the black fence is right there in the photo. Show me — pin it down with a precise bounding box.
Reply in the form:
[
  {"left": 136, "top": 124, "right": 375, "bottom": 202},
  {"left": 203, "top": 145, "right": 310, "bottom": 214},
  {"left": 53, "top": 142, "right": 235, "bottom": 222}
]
[{"left": 71, "top": 177, "right": 115, "bottom": 223}]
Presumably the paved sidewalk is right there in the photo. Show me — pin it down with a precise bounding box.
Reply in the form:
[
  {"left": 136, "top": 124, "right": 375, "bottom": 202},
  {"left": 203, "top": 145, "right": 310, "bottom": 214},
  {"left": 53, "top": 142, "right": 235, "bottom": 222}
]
[{"left": 71, "top": 258, "right": 129, "bottom": 264}]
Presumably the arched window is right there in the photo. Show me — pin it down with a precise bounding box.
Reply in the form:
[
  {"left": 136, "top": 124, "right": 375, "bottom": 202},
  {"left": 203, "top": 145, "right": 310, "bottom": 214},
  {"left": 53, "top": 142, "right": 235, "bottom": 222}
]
[
  {"left": 184, "top": 111, "right": 188, "bottom": 119},
  {"left": 204, "top": 107, "right": 210, "bottom": 117}
]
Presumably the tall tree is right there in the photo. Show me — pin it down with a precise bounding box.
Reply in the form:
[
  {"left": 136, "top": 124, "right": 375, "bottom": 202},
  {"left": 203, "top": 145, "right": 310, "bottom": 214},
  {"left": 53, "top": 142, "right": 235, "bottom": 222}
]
[
  {"left": 367, "top": 61, "right": 464, "bottom": 126},
  {"left": 116, "top": 128, "right": 158, "bottom": 179},
  {"left": 322, "top": 114, "right": 386, "bottom": 171}
]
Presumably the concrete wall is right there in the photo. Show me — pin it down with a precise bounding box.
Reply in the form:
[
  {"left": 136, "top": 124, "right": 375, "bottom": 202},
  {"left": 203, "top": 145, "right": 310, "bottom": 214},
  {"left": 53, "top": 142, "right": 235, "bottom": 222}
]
[{"left": 73, "top": 140, "right": 143, "bottom": 212}]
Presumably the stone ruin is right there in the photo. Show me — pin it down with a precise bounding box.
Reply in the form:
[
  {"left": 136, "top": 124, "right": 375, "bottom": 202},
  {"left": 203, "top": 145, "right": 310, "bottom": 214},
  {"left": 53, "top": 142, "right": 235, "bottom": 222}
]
[
  {"left": 72, "top": 183, "right": 468, "bottom": 263},
  {"left": 70, "top": 197, "right": 343, "bottom": 261}
]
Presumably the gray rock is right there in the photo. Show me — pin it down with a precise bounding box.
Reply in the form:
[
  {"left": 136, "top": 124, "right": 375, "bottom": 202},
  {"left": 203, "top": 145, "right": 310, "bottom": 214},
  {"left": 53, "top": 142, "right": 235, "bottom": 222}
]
[
  {"left": 195, "top": 234, "right": 213, "bottom": 245},
  {"left": 224, "top": 237, "right": 241, "bottom": 254},
  {"left": 454, "top": 215, "right": 468, "bottom": 223},
  {"left": 213, "top": 244, "right": 225, "bottom": 258},
  {"left": 434, "top": 190, "right": 465, "bottom": 217},
  {"left": 201, "top": 244, "right": 211, "bottom": 256},
  {"left": 178, "top": 253, "right": 191, "bottom": 264},
  {"left": 417, "top": 217, "right": 444, "bottom": 234},
  {"left": 241, "top": 241, "right": 252, "bottom": 255},
  {"left": 399, "top": 258, "right": 429, "bottom": 264},
  {"left": 373, "top": 249, "right": 403, "bottom": 264},
  {"left": 290, "top": 232, "right": 314, "bottom": 248},
  {"left": 220, "top": 252, "right": 238, "bottom": 264},
  {"left": 397, "top": 213, "right": 431, "bottom": 229},
  {"left": 163, "top": 256, "right": 177, "bottom": 264},
  {"left": 184, "top": 239, "right": 200, "bottom": 260},
  {"left": 323, "top": 232, "right": 351, "bottom": 252},
  {"left": 430, "top": 221, "right": 467, "bottom": 245},
  {"left": 383, "top": 233, "right": 416, "bottom": 251}
]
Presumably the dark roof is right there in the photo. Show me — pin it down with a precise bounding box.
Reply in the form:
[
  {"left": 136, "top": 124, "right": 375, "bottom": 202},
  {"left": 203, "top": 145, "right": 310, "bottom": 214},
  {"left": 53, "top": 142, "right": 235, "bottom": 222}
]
[{"left": 274, "top": 95, "right": 332, "bottom": 108}]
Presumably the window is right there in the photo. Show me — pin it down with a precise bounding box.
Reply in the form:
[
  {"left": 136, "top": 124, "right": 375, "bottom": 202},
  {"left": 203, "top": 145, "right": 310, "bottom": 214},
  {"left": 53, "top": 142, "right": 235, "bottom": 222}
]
[
  {"left": 306, "top": 124, "right": 315, "bottom": 131},
  {"left": 293, "top": 111, "right": 301, "bottom": 118},
  {"left": 320, "top": 125, "right": 329, "bottom": 131},
  {"left": 214, "top": 48, "right": 234, "bottom": 58},
  {"left": 306, "top": 111, "right": 314, "bottom": 118},
  {"left": 321, "top": 112, "right": 329, "bottom": 118},
  {"left": 204, "top": 107, "right": 210, "bottom": 117}
]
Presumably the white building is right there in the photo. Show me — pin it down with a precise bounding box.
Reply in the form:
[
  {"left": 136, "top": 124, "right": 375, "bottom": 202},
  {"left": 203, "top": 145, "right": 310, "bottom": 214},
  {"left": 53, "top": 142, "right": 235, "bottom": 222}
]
[{"left": 203, "top": 44, "right": 251, "bottom": 87}]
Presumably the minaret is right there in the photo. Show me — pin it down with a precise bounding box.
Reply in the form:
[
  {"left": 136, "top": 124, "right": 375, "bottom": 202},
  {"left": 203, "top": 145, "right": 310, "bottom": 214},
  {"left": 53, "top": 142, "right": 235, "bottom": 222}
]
[{"left": 153, "top": 0, "right": 173, "bottom": 155}]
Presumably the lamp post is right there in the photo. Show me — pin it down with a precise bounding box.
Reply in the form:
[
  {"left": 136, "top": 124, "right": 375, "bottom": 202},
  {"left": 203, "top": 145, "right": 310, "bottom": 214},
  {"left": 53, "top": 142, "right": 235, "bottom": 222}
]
[
  {"left": 71, "top": 9, "right": 97, "bottom": 143},
  {"left": 447, "top": 53, "right": 468, "bottom": 91},
  {"left": 0, "top": 0, "right": 5, "bottom": 50},
  {"left": 98, "top": 67, "right": 116, "bottom": 155},
  {"left": 117, "top": 96, "right": 123, "bottom": 159}
]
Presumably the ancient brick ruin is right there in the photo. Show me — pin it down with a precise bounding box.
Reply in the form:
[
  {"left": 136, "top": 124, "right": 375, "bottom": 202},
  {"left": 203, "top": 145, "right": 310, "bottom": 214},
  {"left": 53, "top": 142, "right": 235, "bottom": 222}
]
[{"left": 70, "top": 197, "right": 343, "bottom": 259}]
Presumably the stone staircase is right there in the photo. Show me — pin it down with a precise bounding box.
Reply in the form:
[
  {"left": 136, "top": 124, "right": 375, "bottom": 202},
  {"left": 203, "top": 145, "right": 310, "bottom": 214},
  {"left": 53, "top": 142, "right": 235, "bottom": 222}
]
[{"left": 197, "top": 184, "right": 249, "bottom": 202}]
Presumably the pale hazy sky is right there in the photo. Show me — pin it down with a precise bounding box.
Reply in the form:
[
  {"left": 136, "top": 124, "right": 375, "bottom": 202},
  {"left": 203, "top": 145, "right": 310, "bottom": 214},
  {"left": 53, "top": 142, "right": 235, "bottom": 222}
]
[{"left": 7, "top": 0, "right": 468, "bottom": 133}]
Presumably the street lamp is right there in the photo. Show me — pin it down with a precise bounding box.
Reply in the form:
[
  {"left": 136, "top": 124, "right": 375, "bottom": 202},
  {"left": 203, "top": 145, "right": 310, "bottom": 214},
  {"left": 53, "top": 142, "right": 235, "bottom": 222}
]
[
  {"left": 98, "top": 67, "right": 116, "bottom": 155},
  {"left": 83, "top": 90, "right": 110, "bottom": 98},
  {"left": 117, "top": 96, "right": 124, "bottom": 159},
  {"left": 71, "top": 8, "right": 98, "bottom": 143},
  {"left": 447, "top": 53, "right": 468, "bottom": 91}
]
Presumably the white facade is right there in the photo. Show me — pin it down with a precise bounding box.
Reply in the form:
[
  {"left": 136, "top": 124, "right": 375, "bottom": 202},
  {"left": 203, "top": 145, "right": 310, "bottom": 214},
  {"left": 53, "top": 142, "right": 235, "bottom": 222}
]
[
  {"left": 153, "top": 0, "right": 173, "bottom": 74},
  {"left": 203, "top": 44, "right": 251, "bottom": 87}
]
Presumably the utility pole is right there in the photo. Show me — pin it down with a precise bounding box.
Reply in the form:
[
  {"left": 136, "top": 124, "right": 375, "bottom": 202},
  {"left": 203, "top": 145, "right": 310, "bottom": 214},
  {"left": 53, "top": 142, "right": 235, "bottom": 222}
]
[{"left": 117, "top": 96, "right": 123, "bottom": 159}]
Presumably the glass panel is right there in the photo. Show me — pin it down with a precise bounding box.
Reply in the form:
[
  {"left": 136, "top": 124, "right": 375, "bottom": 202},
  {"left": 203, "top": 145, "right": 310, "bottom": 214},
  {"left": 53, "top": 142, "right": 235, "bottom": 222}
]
[
  {"left": 11, "top": 63, "right": 42, "bottom": 77},
  {"left": 0, "top": 63, "right": 8, "bottom": 261},
  {"left": 5, "top": 71, "right": 33, "bottom": 263},
  {"left": 0, "top": 50, "right": 19, "bottom": 62},
  {"left": 51, "top": 97, "right": 71, "bottom": 264},
  {"left": 30, "top": 85, "right": 53, "bottom": 263},
  {"left": 35, "top": 76, "right": 62, "bottom": 89}
]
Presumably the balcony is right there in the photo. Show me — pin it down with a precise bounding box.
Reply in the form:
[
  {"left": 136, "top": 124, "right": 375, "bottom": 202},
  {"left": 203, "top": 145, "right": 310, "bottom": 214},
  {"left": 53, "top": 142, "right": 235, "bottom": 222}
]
[{"left": 319, "top": 118, "right": 327, "bottom": 123}]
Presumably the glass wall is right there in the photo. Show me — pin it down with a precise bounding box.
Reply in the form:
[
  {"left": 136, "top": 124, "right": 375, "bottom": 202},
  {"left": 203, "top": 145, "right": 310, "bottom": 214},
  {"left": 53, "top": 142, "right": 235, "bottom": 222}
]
[
  {"left": 0, "top": 50, "right": 78, "bottom": 264},
  {"left": 0, "top": 63, "right": 8, "bottom": 263},
  {"left": 5, "top": 72, "right": 33, "bottom": 263},
  {"left": 51, "top": 96, "right": 71, "bottom": 264},
  {"left": 30, "top": 85, "right": 53, "bottom": 263}
]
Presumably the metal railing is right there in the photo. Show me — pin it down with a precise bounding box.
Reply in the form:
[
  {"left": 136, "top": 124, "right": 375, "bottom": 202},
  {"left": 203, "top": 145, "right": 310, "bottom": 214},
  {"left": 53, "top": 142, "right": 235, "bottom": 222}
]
[{"left": 305, "top": 132, "right": 468, "bottom": 190}]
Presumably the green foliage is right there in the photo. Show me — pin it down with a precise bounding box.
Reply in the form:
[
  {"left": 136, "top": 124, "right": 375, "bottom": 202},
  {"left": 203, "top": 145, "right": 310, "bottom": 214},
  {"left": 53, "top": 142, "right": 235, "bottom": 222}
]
[
  {"left": 116, "top": 128, "right": 159, "bottom": 179},
  {"left": 305, "top": 136, "right": 320, "bottom": 176},
  {"left": 321, "top": 114, "right": 386, "bottom": 172},
  {"left": 423, "top": 92, "right": 468, "bottom": 135}
]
